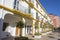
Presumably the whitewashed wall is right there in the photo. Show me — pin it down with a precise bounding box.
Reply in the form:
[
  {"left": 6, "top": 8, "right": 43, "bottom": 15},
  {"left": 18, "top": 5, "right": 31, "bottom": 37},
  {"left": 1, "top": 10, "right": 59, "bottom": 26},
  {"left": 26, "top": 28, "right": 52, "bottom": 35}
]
[
  {"left": 0, "top": 0, "right": 16, "bottom": 39},
  {"left": 19, "top": 1, "right": 29, "bottom": 13}
]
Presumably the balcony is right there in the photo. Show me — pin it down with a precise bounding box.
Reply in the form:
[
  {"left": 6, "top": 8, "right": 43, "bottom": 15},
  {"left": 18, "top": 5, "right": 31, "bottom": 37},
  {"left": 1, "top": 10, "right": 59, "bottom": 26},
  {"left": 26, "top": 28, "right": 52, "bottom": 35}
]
[
  {"left": 14, "top": 3, "right": 29, "bottom": 14},
  {"left": 0, "top": 5, "right": 34, "bottom": 20},
  {"left": 30, "top": 11, "right": 34, "bottom": 17}
]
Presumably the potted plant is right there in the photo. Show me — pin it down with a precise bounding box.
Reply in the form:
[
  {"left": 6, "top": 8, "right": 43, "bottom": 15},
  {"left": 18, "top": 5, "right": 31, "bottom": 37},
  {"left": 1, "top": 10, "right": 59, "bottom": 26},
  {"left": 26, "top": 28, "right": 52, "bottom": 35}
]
[
  {"left": 15, "top": 21, "right": 28, "bottom": 40},
  {"left": 17, "top": 20, "right": 24, "bottom": 36}
]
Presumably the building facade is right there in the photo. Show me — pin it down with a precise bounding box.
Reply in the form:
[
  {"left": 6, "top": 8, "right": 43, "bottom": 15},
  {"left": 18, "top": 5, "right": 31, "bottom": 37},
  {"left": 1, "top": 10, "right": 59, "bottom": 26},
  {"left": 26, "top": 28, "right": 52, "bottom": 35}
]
[
  {"left": 0, "top": 0, "right": 53, "bottom": 39},
  {"left": 48, "top": 14, "right": 60, "bottom": 28}
]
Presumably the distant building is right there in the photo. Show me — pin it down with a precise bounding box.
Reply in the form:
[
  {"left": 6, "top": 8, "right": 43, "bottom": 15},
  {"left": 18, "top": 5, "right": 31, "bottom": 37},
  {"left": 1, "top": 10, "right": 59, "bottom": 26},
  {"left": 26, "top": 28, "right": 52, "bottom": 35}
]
[
  {"left": 48, "top": 14, "right": 60, "bottom": 28},
  {"left": 58, "top": 17, "right": 60, "bottom": 27}
]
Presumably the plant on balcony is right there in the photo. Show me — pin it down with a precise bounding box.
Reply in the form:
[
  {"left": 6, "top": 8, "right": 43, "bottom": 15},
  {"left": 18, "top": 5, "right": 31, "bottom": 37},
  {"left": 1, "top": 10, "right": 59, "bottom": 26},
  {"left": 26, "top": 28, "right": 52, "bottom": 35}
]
[{"left": 17, "top": 20, "right": 24, "bottom": 36}]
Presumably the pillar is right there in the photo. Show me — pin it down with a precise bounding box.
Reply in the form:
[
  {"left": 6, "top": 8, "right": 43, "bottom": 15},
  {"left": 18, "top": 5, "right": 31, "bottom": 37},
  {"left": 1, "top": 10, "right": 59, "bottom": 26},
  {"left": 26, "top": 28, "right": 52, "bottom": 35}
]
[
  {"left": 42, "top": 22, "right": 43, "bottom": 32},
  {"left": 32, "top": 20, "right": 35, "bottom": 36},
  {"left": 15, "top": 27, "right": 19, "bottom": 36},
  {"left": 22, "top": 28, "right": 25, "bottom": 36},
  {"left": 22, "top": 18, "right": 25, "bottom": 36},
  {"left": 38, "top": 22, "right": 40, "bottom": 34}
]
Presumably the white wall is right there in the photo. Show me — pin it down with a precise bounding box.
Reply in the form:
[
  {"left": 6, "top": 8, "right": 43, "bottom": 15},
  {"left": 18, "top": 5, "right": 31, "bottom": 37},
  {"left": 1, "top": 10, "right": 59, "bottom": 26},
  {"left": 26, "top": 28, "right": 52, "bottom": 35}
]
[
  {"left": 0, "top": 0, "right": 16, "bottom": 39},
  {"left": 4, "top": 14, "right": 21, "bottom": 36},
  {"left": 31, "top": 8, "right": 36, "bottom": 19},
  {"left": 19, "top": 1, "right": 29, "bottom": 13},
  {"left": 4, "top": 0, "right": 14, "bottom": 9}
]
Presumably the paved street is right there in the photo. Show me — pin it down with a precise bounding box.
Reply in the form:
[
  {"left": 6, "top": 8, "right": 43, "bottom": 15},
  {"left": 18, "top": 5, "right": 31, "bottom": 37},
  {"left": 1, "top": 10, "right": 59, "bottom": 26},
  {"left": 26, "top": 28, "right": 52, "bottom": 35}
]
[{"left": 38, "top": 31, "right": 60, "bottom": 40}]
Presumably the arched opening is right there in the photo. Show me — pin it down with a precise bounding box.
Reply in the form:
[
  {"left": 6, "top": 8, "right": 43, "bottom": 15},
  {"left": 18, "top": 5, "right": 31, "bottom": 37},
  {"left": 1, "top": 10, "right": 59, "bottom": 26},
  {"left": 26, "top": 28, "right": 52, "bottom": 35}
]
[
  {"left": 25, "top": 18, "right": 33, "bottom": 35},
  {"left": 3, "top": 13, "right": 20, "bottom": 37}
]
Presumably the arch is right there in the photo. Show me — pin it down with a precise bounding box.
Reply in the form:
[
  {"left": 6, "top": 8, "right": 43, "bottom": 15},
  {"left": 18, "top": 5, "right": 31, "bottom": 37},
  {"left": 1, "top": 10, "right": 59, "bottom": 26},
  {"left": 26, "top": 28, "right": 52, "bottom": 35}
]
[{"left": 3, "top": 13, "right": 20, "bottom": 36}]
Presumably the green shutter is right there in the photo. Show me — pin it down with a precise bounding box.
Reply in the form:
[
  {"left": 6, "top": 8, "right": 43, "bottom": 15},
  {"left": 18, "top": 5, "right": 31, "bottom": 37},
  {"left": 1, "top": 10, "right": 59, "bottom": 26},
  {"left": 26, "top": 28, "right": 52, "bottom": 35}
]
[
  {"left": 29, "top": 7, "right": 30, "bottom": 14},
  {"left": 36, "top": 13, "right": 38, "bottom": 19}
]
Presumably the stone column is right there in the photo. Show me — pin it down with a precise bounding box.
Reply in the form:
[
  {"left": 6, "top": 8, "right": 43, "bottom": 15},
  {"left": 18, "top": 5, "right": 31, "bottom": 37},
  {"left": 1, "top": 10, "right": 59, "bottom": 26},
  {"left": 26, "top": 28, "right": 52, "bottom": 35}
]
[
  {"left": 38, "top": 22, "right": 40, "bottom": 34},
  {"left": 15, "top": 27, "right": 19, "bottom": 36},
  {"left": 22, "top": 28, "right": 25, "bottom": 36},
  {"left": 32, "top": 20, "right": 35, "bottom": 36},
  {"left": 22, "top": 18, "right": 25, "bottom": 36}
]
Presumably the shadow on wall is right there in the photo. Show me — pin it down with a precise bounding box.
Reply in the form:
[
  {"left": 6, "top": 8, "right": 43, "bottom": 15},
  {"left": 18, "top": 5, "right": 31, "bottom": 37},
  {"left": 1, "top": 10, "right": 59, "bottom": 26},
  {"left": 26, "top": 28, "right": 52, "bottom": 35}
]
[
  {"left": 0, "top": 18, "right": 4, "bottom": 38},
  {"left": 0, "top": 18, "right": 14, "bottom": 40},
  {"left": 1, "top": 32, "right": 14, "bottom": 40}
]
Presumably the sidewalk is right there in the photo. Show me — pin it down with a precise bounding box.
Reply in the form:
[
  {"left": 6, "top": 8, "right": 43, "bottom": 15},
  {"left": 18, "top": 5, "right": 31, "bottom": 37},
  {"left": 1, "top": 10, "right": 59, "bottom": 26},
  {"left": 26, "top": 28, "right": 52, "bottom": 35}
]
[
  {"left": 39, "top": 31, "right": 60, "bottom": 40},
  {"left": 34, "top": 31, "right": 52, "bottom": 40}
]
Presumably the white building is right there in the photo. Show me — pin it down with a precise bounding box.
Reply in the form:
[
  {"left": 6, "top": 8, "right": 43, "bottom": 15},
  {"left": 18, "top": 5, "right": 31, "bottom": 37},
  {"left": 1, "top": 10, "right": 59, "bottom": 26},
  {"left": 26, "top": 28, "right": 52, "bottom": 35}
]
[{"left": 0, "top": 0, "right": 53, "bottom": 39}]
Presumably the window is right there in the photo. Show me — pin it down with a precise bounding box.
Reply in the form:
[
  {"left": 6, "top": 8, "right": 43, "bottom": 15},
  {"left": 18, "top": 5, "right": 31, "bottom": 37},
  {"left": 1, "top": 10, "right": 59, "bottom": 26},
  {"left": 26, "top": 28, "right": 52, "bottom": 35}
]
[
  {"left": 3, "top": 22, "right": 9, "bottom": 31},
  {"left": 36, "top": 12, "right": 38, "bottom": 19},
  {"left": 29, "top": 0, "right": 34, "bottom": 3},
  {"left": 29, "top": 7, "right": 31, "bottom": 14},
  {"left": 14, "top": 0, "right": 19, "bottom": 10},
  {"left": 14, "top": 0, "right": 17, "bottom": 9},
  {"left": 36, "top": 3, "right": 38, "bottom": 8}
]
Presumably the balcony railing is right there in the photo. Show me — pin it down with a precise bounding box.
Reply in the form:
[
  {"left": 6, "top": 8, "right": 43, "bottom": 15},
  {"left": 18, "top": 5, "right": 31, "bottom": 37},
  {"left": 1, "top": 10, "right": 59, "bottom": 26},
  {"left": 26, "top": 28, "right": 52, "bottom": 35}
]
[
  {"left": 14, "top": 3, "right": 29, "bottom": 14},
  {"left": 19, "top": 4, "right": 29, "bottom": 14},
  {"left": 31, "top": 11, "right": 34, "bottom": 17}
]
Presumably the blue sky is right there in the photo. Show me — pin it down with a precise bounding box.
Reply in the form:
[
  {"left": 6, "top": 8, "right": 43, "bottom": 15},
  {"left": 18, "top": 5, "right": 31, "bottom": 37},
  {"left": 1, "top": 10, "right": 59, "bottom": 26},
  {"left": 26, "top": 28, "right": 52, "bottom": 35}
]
[{"left": 39, "top": 0, "right": 60, "bottom": 17}]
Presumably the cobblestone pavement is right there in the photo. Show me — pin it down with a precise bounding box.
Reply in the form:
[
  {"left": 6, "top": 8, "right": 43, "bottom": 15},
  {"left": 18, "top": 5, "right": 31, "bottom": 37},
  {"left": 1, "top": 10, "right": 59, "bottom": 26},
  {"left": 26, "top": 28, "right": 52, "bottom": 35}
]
[{"left": 34, "top": 31, "right": 60, "bottom": 40}]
